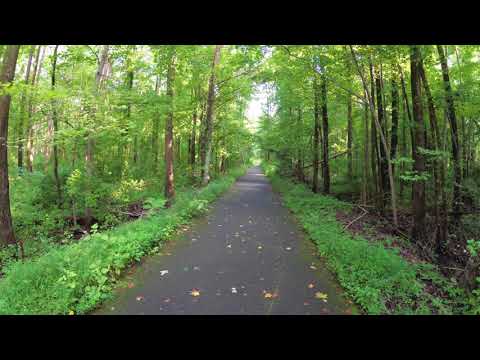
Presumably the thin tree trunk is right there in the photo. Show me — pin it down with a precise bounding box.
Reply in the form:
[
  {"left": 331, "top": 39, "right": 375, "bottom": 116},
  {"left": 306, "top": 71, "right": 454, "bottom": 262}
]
[
  {"left": 362, "top": 100, "right": 369, "bottom": 205},
  {"left": 17, "top": 45, "right": 35, "bottom": 171},
  {"left": 347, "top": 92, "right": 353, "bottom": 179},
  {"left": 350, "top": 46, "right": 398, "bottom": 227},
  {"left": 390, "top": 78, "right": 399, "bottom": 173},
  {"left": 376, "top": 68, "right": 388, "bottom": 208},
  {"left": 25, "top": 45, "right": 42, "bottom": 172},
  {"left": 400, "top": 98, "right": 407, "bottom": 198},
  {"left": 164, "top": 47, "right": 176, "bottom": 207},
  {"left": 418, "top": 55, "right": 447, "bottom": 251},
  {"left": 126, "top": 48, "right": 136, "bottom": 165},
  {"left": 321, "top": 73, "right": 330, "bottom": 194},
  {"left": 152, "top": 75, "right": 160, "bottom": 173},
  {"left": 199, "top": 101, "right": 207, "bottom": 179},
  {"left": 51, "top": 45, "right": 62, "bottom": 207},
  {"left": 0, "top": 45, "right": 20, "bottom": 249},
  {"left": 312, "top": 75, "right": 321, "bottom": 193},
  {"left": 369, "top": 61, "right": 379, "bottom": 201},
  {"left": 190, "top": 108, "right": 197, "bottom": 174},
  {"left": 437, "top": 45, "right": 462, "bottom": 226},
  {"left": 202, "top": 45, "right": 223, "bottom": 186},
  {"left": 410, "top": 45, "right": 427, "bottom": 244}
]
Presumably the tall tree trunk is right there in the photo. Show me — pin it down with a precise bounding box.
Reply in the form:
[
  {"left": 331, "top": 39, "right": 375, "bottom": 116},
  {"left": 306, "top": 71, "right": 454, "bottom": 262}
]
[
  {"left": 126, "top": 49, "right": 136, "bottom": 165},
  {"left": 400, "top": 97, "right": 407, "bottom": 198},
  {"left": 152, "top": 75, "right": 160, "bottom": 173},
  {"left": 190, "top": 108, "right": 197, "bottom": 173},
  {"left": 399, "top": 68, "right": 416, "bottom": 201},
  {"left": 437, "top": 45, "right": 462, "bottom": 226},
  {"left": 296, "top": 107, "right": 305, "bottom": 182},
  {"left": 376, "top": 69, "right": 388, "bottom": 208},
  {"left": 199, "top": 101, "right": 207, "bottom": 180},
  {"left": 202, "top": 45, "right": 223, "bottom": 186},
  {"left": 320, "top": 73, "right": 330, "bottom": 194},
  {"left": 418, "top": 55, "right": 447, "bottom": 252},
  {"left": 369, "top": 61, "right": 379, "bottom": 202},
  {"left": 0, "top": 45, "right": 20, "bottom": 248},
  {"left": 51, "top": 45, "right": 62, "bottom": 207},
  {"left": 362, "top": 100, "right": 369, "bottom": 205},
  {"left": 312, "top": 75, "right": 321, "bottom": 193},
  {"left": 350, "top": 46, "right": 399, "bottom": 227},
  {"left": 25, "top": 45, "right": 42, "bottom": 173},
  {"left": 164, "top": 47, "right": 176, "bottom": 207},
  {"left": 347, "top": 92, "right": 353, "bottom": 179},
  {"left": 410, "top": 45, "right": 427, "bottom": 244},
  {"left": 17, "top": 45, "right": 35, "bottom": 171},
  {"left": 390, "top": 78, "right": 399, "bottom": 173}
]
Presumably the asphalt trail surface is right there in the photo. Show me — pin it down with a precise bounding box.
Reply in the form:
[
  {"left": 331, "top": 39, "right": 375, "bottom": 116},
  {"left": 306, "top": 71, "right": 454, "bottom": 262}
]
[{"left": 95, "top": 166, "right": 354, "bottom": 315}]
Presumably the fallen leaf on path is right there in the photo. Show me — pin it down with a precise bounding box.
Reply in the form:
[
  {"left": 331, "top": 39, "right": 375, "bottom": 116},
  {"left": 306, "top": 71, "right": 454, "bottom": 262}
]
[
  {"left": 190, "top": 289, "right": 201, "bottom": 297},
  {"left": 315, "top": 292, "right": 328, "bottom": 302},
  {"left": 160, "top": 270, "right": 169, "bottom": 276}
]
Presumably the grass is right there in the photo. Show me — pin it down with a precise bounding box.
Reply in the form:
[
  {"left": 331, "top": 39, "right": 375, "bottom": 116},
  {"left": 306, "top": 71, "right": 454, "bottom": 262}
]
[
  {"left": 0, "top": 167, "right": 246, "bottom": 315},
  {"left": 263, "top": 161, "right": 468, "bottom": 315}
]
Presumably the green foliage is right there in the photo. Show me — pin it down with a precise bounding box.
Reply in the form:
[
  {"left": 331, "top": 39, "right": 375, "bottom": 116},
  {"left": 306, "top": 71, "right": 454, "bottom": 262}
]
[{"left": 0, "top": 167, "right": 246, "bottom": 315}]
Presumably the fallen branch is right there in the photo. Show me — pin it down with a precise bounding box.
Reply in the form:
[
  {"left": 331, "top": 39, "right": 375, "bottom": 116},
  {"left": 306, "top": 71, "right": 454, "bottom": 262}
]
[
  {"left": 303, "top": 151, "right": 350, "bottom": 169},
  {"left": 343, "top": 205, "right": 368, "bottom": 231}
]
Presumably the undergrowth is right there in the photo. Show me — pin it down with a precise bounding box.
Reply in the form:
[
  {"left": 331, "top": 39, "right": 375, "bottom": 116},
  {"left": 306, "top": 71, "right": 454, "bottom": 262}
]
[
  {"left": 0, "top": 167, "right": 246, "bottom": 315},
  {"left": 263, "top": 161, "right": 469, "bottom": 315}
]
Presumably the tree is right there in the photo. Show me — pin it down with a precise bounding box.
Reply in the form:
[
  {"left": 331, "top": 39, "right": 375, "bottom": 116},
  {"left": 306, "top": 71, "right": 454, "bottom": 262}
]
[
  {"left": 410, "top": 45, "right": 427, "bottom": 244},
  {"left": 437, "top": 45, "right": 462, "bottom": 227},
  {"left": 17, "top": 45, "right": 35, "bottom": 171},
  {"left": 312, "top": 74, "right": 321, "bottom": 193},
  {"left": 201, "top": 45, "right": 223, "bottom": 186},
  {"left": 350, "top": 46, "right": 399, "bottom": 227},
  {"left": 0, "top": 45, "right": 20, "bottom": 248},
  {"left": 51, "top": 45, "right": 62, "bottom": 207},
  {"left": 164, "top": 47, "right": 176, "bottom": 207},
  {"left": 320, "top": 72, "right": 330, "bottom": 194}
]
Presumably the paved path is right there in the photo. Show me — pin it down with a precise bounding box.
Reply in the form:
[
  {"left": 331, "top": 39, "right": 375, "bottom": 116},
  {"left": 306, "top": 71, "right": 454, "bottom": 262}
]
[{"left": 95, "top": 166, "right": 354, "bottom": 315}]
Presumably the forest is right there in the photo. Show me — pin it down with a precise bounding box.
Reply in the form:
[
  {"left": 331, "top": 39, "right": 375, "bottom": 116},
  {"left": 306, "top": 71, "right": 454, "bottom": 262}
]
[{"left": 0, "top": 45, "right": 479, "bottom": 315}]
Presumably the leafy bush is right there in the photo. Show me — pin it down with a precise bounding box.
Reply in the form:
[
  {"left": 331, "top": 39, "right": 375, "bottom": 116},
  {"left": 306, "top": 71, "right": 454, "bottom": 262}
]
[{"left": 0, "top": 167, "right": 246, "bottom": 315}]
